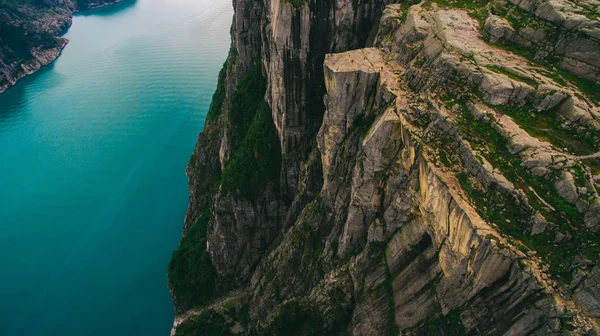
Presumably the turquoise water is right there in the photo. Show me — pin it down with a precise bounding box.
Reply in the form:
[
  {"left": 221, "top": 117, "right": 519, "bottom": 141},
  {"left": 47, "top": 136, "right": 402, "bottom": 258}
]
[{"left": 0, "top": 0, "right": 232, "bottom": 334}]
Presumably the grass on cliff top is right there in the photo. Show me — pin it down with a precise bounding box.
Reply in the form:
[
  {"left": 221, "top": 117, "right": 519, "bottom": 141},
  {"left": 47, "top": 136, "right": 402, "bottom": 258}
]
[
  {"left": 554, "top": 68, "right": 600, "bottom": 105},
  {"left": 490, "top": 1, "right": 558, "bottom": 36},
  {"left": 491, "top": 103, "right": 599, "bottom": 156},
  {"left": 443, "top": 0, "right": 600, "bottom": 105},
  {"left": 426, "top": 0, "right": 488, "bottom": 22},
  {"left": 488, "top": 36, "right": 600, "bottom": 105},
  {"left": 469, "top": 77, "right": 598, "bottom": 156},
  {"left": 430, "top": 0, "right": 486, "bottom": 10},
  {"left": 454, "top": 101, "right": 600, "bottom": 282},
  {"left": 485, "top": 65, "right": 538, "bottom": 88}
]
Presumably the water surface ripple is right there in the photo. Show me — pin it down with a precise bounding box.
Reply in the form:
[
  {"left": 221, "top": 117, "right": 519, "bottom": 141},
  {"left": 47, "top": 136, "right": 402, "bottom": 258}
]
[{"left": 0, "top": 0, "right": 232, "bottom": 334}]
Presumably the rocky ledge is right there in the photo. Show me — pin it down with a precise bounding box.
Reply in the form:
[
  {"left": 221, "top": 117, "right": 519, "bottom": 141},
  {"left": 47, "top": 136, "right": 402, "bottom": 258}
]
[
  {"left": 169, "top": 0, "right": 600, "bottom": 334},
  {"left": 0, "top": 0, "right": 121, "bottom": 93}
]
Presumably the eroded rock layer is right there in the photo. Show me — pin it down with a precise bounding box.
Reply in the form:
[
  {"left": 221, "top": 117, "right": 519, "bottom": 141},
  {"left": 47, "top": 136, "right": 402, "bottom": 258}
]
[{"left": 169, "top": 0, "right": 600, "bottom": 334}]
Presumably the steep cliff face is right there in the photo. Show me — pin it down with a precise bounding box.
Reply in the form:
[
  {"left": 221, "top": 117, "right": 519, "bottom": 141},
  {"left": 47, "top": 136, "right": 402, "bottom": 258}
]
[
  {"left": 169, "top": 0, "right": 600, "bottom": 334},
  {"left": 262, "top": 0, "right": 387, "bottom": 200},
  {"left": 0, "top": 0, "right": 120, "bottom": 93},
  {"left": 175, "top": 0, "right": 392, "bottom": 296}
]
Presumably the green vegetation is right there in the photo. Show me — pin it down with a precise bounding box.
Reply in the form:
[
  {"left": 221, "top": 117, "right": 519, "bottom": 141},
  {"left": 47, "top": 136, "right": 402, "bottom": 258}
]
[
  {"left": 432, "top": 0, "right": 600, "bottom": 106},
  {"left": 457, "top": 69, "right": 598, "bottom": 156},
  {"left": 491, "top": 103, "right": 599, "bottom": 156},
  {"left": 586, "top": 158, "right": 600, "bottom": 176},
  {"left": 424, "top": 310, "right": 468, "bottom": 336},
  {"left": 0, "top": 10, "right": 59, "bottom": 59},
  {"left": 168, "top": 212, "right": 217, "bottom": 313},
  {"left": 170, "top": 60, "right": 280, "bottom": 317},
  {"left": 259, "top": 300, "right": 325, "bottom": 336},
  {"left": 456, "top": 172, "right": 530, "bottom": 237},
  {"left": 0, "top": 0, "right": 117, "bottom": 58},
  {"left": 253, "top": 199, "right": 354, "bottom": 335},
  {"left": 213, "top": 60, "right": 281, "bottom": 199},
  {"left": 287, "top": 222, "right": 325, "bottom": 273},
  {"left": 227, "top": 62, "right": 268, "bottom": 150},
  {"left": 485, "top": 65, "right": 538, "bottom": 87},
  {"left": 366, "top": 241, "right": 403, "bottom": 336},
  {"left": 452, "top": 100, "right": 600, "bottom": 282},
  {"left": 1, "top": 0, "right": 45, "bottom": 9},
  {"left": 205, "top": 62, "right": 228, "bottom": 121},
  {"left": 280, "top": 0, "right": 307, "bottom": 7},
  {"left": 491, "top": 2, "right": 556, "bottom": 37},
  {"left": 262, "top": 198, "right": 331, "bottom": 290},
  {"left": 394, "top": 0, "right": 422, "bottom": 22},
  {"left": 498, "top": 24, "right": 597, "bottom": 106},
  {"left": 195, "top": 310, "right": 233, "bottom": 336},
  {"left": 487, "top": 29, "right": 600, "bottom": 105},
  {"left": 351, "top": 113, "right": 377, "bottom": 137},
  {"left": 428, "top": 0, "right": 488, "bottom": 22},
  {"left": 431, "top": 0, "right": 486, "bottom": 10},
  {"left": 323, "top": 285, "right": 354, "bottom": 333},
  {"left": 384, "top": 259, "right": 399, "bottom": 336},
  {"left": 220, "top": 101, "right": 282, "bottom": 199},
  {"left": 554, "top": 68, "right": 600, "bottom": 105},
  {"left": 257, "top": 278, "right": 353, "bottom": 336},
  {"left": 174, "top": 310, "right": 233, "bottom": 336}
]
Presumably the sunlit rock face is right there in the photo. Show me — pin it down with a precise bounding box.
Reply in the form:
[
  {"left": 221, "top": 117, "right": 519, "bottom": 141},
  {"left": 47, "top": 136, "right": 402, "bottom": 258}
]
[{"left": 170, "top": 0, "right": 600, "bottom": 334}]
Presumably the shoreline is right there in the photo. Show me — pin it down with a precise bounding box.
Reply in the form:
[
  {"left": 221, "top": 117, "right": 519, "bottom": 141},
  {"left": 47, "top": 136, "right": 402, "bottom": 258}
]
[
  {"left": 0, "top": 0, "right": 123, "bottom": 94},
  {"left": 0, "top": 42, "right": 67, "bottom": 94},
  {"left": 75, "top": 0, "right": 124, "bottom": 13}
]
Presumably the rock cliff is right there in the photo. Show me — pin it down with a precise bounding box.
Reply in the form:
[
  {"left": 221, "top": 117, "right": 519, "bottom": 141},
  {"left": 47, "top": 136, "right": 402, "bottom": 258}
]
[
  {"left": 0, "top": 0, "right": 121, "bottom": 93},
  {"left": 169, "top": 0, "right": 600, "bottom": 334}
]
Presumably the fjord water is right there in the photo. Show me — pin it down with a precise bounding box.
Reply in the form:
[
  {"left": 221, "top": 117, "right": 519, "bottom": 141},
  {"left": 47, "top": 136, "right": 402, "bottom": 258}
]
[{"left": 0, "top": 0, "right": 232, "bottom": 334}]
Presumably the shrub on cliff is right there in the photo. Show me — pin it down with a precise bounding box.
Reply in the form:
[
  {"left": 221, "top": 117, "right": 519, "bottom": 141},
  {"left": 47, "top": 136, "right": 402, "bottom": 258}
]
[{"left": 168, "top": 212, "right": 216, "bottom": 313}]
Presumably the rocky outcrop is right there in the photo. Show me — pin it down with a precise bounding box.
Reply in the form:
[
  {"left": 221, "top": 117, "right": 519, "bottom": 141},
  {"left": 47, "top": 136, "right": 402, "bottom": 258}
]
[
  {"left": 0, "top": 0, "right": 121, "bottom": 93},
  {"left": 483, "top": 0, "right": 600, "bottom": 85},
  {"left": 169, "top": 0, "right": 600, "bottom": 334},
  {"left": 262, "top": 0, "right": 389, "bottom": 200},
  {"left": 185, "top": 0, "right": 394, "bottom": 292}
]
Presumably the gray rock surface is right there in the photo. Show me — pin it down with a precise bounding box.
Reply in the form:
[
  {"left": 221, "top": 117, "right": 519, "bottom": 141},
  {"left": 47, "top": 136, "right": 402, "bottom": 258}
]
[{"left": 169, "top": 0, "right": 600, "bottom": 334}]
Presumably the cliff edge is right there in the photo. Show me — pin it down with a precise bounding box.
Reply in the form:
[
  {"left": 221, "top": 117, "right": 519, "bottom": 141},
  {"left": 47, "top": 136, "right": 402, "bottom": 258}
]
[{"left": 169, "top": 0, "right": 600, "bottom": 334}]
